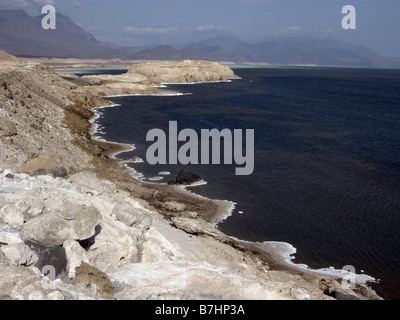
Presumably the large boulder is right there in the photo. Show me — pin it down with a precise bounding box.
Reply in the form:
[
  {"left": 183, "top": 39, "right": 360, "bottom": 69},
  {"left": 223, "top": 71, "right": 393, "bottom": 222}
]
[
  {"left": 1, "top": 243, "right": 38, "bottom": 266},
  {"left": 169, "top": 170, "right": 202, "bottom": 186},
  {"left": 171, "top": 217, "right": 227, "bottom": 241},
  {"left": 112, "top": 203, "right": 152, "bottom": 230},
  {"left": 0, "top": 204, "right": 25, "bottom": 226},
  {"left": 63, "top": 239, "right": 89, "bottom": 279},
  {"left": 25, "top": 240, "right": 68, "bottom": 278},
  {"left": 0, "top": 220, "right": 22, "bottom": 245},
  {"left": 84, "top": 217, "right": 141, "bottom": 274},
  {"left": 18, "top": 155, "right": 69, "bottom": 179},
  {"left": 22, "top": 205, "right": 102, "bottom": 246}
]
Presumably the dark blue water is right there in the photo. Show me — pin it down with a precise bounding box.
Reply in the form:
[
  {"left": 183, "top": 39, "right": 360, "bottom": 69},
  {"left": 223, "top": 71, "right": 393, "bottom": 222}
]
[{"left": 90, "top": 67, "right": 400, "bottom": 300}]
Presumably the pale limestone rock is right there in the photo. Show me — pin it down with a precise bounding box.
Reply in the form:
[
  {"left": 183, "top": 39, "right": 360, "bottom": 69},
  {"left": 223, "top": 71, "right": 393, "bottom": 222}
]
[
  {"left": 69, "top": 171, "right": 117, "bottom": 196},
  {"left": 22, "top": 205, "right": 102, "bottom": 246},
  {"left": 42, "top": 196, "right": 70, "bottom": 213},
  {"left": 0, "top": 204, "right": 25, "bottom": 226},
  {"left": 47, "top": 291, "right": 65, "bottom": 300},
  {"left": 172, "top": 216, "right": 228, "bottom": 241},
  {"left": 86, "top": 216, "right": 141, "bottom": 274},
  {"left": 0, "top": 262, "right": 58, "bottom": 300},
  {"left": 140, "top": 228, "right": 182, "bottom": 263},
  {"left": 63, "top": 239, "right": 89, "bottom": 279},
  {"left": 164, "top": 201, "right": 186, "bottom": 212},
  {"left": 0, "top": 219, "right": 22, "bottom": 245},
  {"left": 110, "top": 259, "right": 279, "bottom": 300},
  {"left": 184, "top": 211, "right": 200, "bottom": 218},
  {"left": 28, "top": 290, "right": 46, "bottom": 300},
  {"left": 113, "top": 203, "right": 152, "bottom": 229},
  {"left": 0, "top": 260, "right": 98, "bottom": 300},
  {"left": 15, "top": 201, "right": 30, "bottom": 214},
  {"left": 0, "top": 193, "right": 45, "bottom": 219},
  {"left": 1, "top": 243, "right": 38, "bottom": 266},
  {"left": 27, "top": 199, "right": 45, "bottom": 217}
]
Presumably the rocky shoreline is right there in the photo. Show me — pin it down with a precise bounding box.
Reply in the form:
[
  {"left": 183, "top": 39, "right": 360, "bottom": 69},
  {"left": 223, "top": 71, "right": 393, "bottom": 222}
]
[{"left": 0, "top": 52, "right": 381, "bottom": 300}]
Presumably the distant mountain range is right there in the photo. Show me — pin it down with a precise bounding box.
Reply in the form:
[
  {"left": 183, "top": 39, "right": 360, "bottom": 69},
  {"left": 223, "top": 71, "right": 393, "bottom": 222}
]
[
  {"left": 134, "top": 35, "right": 400, "bottom": 68},
  {"left": 0, "top": 9, "right": 133, "bottom": 59},
  {"left": 1, "top": 9, "right": 399, "bottom": 68}
]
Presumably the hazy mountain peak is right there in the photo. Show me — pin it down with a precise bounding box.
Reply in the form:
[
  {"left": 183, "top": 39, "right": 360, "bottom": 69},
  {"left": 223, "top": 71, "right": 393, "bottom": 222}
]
[
  {"left": 0, "top": 9, "right": 123, "bottom": 58},
  {"left": 0, "top": 9, "right": 399, "bottom": 67}
]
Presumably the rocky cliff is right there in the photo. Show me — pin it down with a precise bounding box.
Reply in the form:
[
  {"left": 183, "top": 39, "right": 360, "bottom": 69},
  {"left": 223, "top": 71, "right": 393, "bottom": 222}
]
[
  {"left": 0, "top": 53, "right": 380, "bottom": 300},
  {"left": 128, "top": 60, "right": 240, "bottom": 83}
]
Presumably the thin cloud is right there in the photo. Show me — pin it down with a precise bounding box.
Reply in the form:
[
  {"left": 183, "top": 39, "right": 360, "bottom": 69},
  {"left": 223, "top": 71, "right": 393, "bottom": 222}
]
[
  {"left": 196, "top": 24, "right": 223, "bottom": 32},
  {"left": 124, "top": 24, "right": 225, "bottom": 36},
  {"left": 73, "top": 1, "right": 86, "bottom": 9},
  {"left": 287, "top": 25, "right": 300, "bottom": 32},
  {"left": 124, "top": 26, "right": 180, "bottom": 35}
]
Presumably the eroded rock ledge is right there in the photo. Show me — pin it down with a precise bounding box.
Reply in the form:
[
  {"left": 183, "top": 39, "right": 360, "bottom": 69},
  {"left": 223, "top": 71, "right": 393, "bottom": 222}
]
[
  {"left": 81, "top": 60, "right": 240, "bottom": 97},
  {"left": 128, "top": 60, "right": 241, "bottom": 84},
  {"left": 0, "top": 52, "right": 381, "bottom": 300}
]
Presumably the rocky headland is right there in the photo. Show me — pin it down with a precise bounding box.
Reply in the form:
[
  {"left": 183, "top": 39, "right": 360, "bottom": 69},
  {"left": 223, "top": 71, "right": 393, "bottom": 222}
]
[
  {"left": 81, "top": 60, "right": 240, "bottom": 97},
  {"left": 0, "top": 51, "right": 381, "bottom": 300}
]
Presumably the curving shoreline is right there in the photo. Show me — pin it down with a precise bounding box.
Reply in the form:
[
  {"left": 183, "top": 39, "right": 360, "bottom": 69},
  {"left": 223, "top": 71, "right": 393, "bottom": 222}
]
[
  {"left": 89, "top": 98, "right": 237, "bottom": 225},
  {"left": 0, "top": 53, "right": 382, "bottom": 300},
  {"left": 91, "top": 75, "right": 379, "bottom": 293},
  {"left": 58, "top": 61, "right": 384, "bottom": 299}
]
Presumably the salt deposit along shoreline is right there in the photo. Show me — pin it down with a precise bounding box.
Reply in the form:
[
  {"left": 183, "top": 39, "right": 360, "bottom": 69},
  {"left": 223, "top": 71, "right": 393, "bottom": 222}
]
[
  {"left": 89, "top": 73, "right": 380, "bottom": 297},
  {"left": 0, "top": 53, "right": 382, "bottom": 300}
]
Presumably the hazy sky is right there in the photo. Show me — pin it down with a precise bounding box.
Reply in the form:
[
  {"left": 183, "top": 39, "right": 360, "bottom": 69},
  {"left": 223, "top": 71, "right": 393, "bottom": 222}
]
[{"left": 1, "top": 0, "right": 399, "bottom": 57}]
